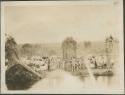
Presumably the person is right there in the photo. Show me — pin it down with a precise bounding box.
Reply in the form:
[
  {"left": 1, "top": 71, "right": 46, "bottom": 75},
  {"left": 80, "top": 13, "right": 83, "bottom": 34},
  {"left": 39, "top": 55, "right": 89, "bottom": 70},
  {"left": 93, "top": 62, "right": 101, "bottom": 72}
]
[{"left": 91, "top": 56, "right": 97, "bottom": 69}]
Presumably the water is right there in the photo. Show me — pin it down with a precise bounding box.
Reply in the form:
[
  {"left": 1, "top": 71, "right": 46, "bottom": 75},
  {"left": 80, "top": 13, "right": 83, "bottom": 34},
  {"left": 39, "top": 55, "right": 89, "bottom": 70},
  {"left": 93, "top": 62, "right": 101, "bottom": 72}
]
[
  {"left": 83, "top": 58, "right": 96, "bottom": 85},
  {"left": 28, "top": 69, "right": 121, "bottom": 94}
]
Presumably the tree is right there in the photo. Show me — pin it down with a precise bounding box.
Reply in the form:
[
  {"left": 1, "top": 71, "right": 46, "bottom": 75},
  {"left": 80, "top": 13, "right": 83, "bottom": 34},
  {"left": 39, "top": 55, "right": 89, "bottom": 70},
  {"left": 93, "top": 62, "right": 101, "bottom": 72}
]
[
  {"left": 62, "top": 37, "right": 77, "bottom": 60},
  {"left": 105, "top": 35, "right": 114, "bottom": 65},
  {"left": 105, "top": 35, "right": 114, "bottom": 54},
  {"left": 84, "top": 41, "right": 91, "bottom": 48},
  {"left": 5, "top": 35, "right": 19, "bottom": 66},
  {"left": 22, "top": 43, "right": 32, "bottom": 57},
  {"left": 49, "top": 50, "right": 57, "bottom": 56}
]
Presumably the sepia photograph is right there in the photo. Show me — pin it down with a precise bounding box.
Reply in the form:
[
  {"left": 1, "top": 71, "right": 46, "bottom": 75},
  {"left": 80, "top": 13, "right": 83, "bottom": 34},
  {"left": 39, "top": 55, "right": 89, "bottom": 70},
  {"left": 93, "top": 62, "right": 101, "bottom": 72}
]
[{"left": 1, "top": 0, "right": 124, "bottom": 94}]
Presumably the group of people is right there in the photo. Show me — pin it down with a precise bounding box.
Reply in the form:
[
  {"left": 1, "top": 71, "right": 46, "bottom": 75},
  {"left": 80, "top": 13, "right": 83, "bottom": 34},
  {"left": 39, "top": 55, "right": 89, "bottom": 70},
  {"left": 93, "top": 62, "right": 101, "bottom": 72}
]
[
  {"left": 22, "top": 56, "right": 86, "bottom": 73},
  {"left": 86, "top": 55, "right": 114, "bottom": 69},
  {"left": 22, "top": 54, "right": 114, "bottom": 75}
]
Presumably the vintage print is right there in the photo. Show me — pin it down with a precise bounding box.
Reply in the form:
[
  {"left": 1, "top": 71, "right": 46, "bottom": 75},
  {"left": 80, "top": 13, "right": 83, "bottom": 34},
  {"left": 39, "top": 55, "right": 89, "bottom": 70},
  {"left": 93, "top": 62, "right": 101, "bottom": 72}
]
[{"left": 1, "top": 0, "right": 124, "bottom": 94}]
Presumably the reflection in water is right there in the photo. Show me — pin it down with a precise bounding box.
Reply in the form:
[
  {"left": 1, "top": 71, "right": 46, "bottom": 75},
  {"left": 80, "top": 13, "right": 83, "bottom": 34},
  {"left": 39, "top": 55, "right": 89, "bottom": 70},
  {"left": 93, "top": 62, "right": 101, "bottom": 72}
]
[
  {"left": 28, "top": 69, "right": 120, "bottom": 93},
  {"left": 80, "top": 75, "right": 119, "bottom": 89}
]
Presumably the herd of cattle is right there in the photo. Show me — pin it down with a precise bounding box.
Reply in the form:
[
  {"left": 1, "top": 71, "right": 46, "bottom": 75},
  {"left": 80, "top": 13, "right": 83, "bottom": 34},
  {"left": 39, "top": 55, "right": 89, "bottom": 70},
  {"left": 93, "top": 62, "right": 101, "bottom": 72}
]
[{"left": 21, "top": 55, "right": 114, "bottom": 75}]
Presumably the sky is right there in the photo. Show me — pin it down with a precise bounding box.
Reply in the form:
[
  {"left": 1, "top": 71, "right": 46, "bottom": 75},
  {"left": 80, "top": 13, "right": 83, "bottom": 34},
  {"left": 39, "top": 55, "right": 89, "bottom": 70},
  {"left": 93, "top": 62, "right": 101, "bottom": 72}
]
[{"left": 3, "top": 0, "right": 123, "bottom": 44}]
